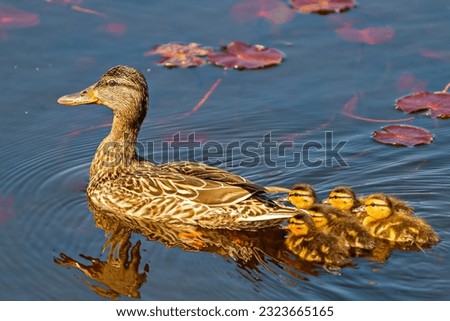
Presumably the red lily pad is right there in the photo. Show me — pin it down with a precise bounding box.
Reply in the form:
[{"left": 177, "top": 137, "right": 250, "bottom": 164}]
[
  {"left": 145, "top": 42, "right": 213, "bottom": 68},
  {"left": 395, "top": 88, "right": 450, "bottom": 119},
  {"left": 291, "top": 0, "right": 356, "bottom": 14},
  {"left": 231, "top": 0, "right": 295, "bottom": 25},
  {"left": 207, "top": 41, "right": 284, "bottom": 70},
  {"left": 372, "top": 125, "right": 433, "bottom": 147},
  {"left": 0, "top": 7, "right": 39, "bottom": 29},
  {"left": 335, "top": 26, "right": 395, "bottom": 45}
]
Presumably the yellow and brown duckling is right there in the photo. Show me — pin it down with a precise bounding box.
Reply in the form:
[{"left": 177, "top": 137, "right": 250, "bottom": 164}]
[
  {"left": 285, "top": 213, "right": 351, "bottom": 267},
  {"left": 308, "top": 204, "right": 375, "bottom": 251},
  {"left": 57, "top": 65, "right": 301, "bottom": 230},
  {"left": 357, "top": 194, "right": 440, "bottom": 247},
  {"left": 324, "top": 186, "right": 361, "bottom": 214},
  {"left": 386, "top": 195, "right": 415, "bottom": 216},
  {"left": 326, "top": 187, "right": 414, "bottom": 218},
  {"left": 284, "top": 183, "right": 317, "bottom": 210}
]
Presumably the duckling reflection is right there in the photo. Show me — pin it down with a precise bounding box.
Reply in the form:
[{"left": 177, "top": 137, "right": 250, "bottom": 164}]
[
  {"left": 356, "top": 194, "right": 440, "bottom": 248},
  {"left": 54, "top": 228, "right": 148, "bottom": 300}
]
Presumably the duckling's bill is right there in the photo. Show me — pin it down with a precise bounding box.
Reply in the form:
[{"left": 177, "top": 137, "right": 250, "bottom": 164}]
[{"left": 57, "top": 84, "right": 99, "bottom": 106}]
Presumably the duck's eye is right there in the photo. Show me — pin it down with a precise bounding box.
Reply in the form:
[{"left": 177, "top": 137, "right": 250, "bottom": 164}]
[{"left": 107, "top": 80, "right": 118, "bottom": 87}]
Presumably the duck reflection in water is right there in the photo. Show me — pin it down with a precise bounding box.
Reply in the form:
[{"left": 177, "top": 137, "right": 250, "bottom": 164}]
[
  {"left": 56, "top": 202, "right": 339, "bottom": 299},
  {"left": 54, "top": 226, "right": 148, "bottom": 300}
]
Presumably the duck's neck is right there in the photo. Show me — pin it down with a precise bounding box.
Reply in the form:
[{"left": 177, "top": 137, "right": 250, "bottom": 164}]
[{"left": 89, "top": 115, "right": 142, "bottom": 179}]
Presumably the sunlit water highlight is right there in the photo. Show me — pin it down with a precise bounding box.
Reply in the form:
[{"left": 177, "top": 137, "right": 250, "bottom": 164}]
[{"left": 0, "top": 0, "right": 449, "bottom": 300}]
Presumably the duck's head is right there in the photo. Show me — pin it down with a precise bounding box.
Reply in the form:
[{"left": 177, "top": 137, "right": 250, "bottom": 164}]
[
  {"left": 287, "top": 183, "right": 316, "bottom": 210},
  {"left": 287, "top": 213, "right": 314, "bottom": 236},
  {"left": 57, "top": 65, "right": 148, "bottom": 126},
  {"left": 361, "top": 194, "right": 393, "bottom": 220},
  {"left": 326, "top": 186, "right": 358, "bottom": 211}
]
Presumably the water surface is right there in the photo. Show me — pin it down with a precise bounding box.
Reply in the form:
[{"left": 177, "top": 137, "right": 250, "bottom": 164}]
[{"left": 0, "top": 0, "right": 449, "bottom": 300}]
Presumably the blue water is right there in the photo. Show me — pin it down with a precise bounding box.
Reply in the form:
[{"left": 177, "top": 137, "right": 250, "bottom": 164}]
[{"left": 0, "top": 0, "right": 449, "bottom": 300}]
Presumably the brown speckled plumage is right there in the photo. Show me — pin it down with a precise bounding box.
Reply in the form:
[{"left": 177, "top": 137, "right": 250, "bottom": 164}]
[{"left": 58, "top": 65, "right": 299, "bottom": 230}]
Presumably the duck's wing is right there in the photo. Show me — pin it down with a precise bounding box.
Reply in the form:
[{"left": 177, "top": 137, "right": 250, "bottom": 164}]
[
  {"left": 157, "top": 161, "right": 269, "bottom": 194},
  {"left": 117, "top": 169, "right": 261, "bottom": 206}
]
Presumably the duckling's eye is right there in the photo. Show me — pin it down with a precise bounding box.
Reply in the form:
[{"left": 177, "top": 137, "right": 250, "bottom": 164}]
[
  {"left": 330, "top": 195, "right": 351, "bottom": 199},
  {"left": 107, "top": 80, "right": 118, "bottom": 87}
]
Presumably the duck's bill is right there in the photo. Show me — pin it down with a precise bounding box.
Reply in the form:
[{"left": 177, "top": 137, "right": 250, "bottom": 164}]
[{"left": 57, "top": 84, "right": 99, "bottom": 106}]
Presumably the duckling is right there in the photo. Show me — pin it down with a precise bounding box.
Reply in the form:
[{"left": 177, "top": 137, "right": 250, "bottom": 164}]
[
  {"left": 308, "top": 204, "right": 375, "bottom": 250},
  {"left": 284, "top": 183, "right": 317, "bottom": 210},
  {"left": 57, "top": 65, "right": 301, "bottom": 230},
  {"left": 285, "top": 213, "right": 351, "bottom": 267},
  {"left": 325, "top": 187, "right": 414, "bottom": 218},
  {"left": 384, "top": 194, "right": 415, "bottom": 216},
  {"left": 324, "top": 186, "right": 361, "bottom": 214},
  {"left": 358, "top": 194, "right": 440, "bottom": 247}
]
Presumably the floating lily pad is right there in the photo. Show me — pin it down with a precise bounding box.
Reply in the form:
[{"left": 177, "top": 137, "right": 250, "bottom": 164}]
[
  {"left": 0, "top": 6, "right": 39, "bottom": 29},
  {"left": 291, "top": 0, "right": 356, "bottom": 14},
  {"left": 335, "top": 26, "right": 395, "bottom": 45},
  {"left": 395, "top": 88, "right": 450, "bottom": 119},
  {"left": 372, "top": 125, "right": 433, "bottom": 147},
  {"left": 145, "top": 42, "right": 213, "bottom": 68},
  {"left": 231, "top": 0, "right": 295, "bottom": 25},
  {"left": 207, "top": 41, "right": 284, "bottom": 70}
]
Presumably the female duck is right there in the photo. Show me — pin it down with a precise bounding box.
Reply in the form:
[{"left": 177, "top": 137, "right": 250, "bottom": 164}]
[
  {"left": 58, "top": 65, "right": 299, "bottom": 230},
  {"left": 357, "top": 194, "right": 439, "bottom": 247}
]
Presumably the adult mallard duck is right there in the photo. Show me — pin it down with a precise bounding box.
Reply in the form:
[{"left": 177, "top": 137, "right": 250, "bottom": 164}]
[
  {"left": 57, "top": 65, "right": 300, "bottom": 230},
  {"left": 356, "top": 194, "right": 440, "bottom": 247}
]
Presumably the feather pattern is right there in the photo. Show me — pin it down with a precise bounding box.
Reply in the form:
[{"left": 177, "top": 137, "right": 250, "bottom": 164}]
[{"left": 58, "top": 65, "right": 298, "bottom": 230}]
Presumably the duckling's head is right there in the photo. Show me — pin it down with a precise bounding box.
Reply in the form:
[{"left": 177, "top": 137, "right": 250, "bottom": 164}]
[
  {"left": 363, "top": 194, "right": 393, "bottom": 220},
  {"left": 308, "top": 204, "right": 331, "bottom": 228},
  {"left": 326, "top": 186, "right": 358, "bottom": 211},
  {"left": 287, "top": 183, "right": 316, "bottom": 210},
  {"left": 58, "top": 65, "right": 148, "bottom": 126},
  {"left": 287, "top": 213, "right": 314, "bottom": 236}
]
